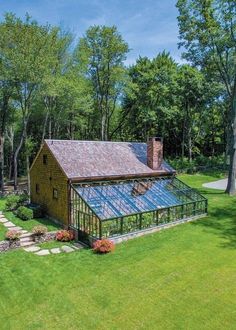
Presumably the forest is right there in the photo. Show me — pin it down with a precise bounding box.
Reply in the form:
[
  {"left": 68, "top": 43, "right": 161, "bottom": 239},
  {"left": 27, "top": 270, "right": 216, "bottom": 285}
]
[{"left": 0, "top": 0, "right": 235, "bottom": 193}]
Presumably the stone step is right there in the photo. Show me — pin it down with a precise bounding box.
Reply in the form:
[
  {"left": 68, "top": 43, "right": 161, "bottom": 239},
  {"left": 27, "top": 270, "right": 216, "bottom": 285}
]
[
  {"left": 50, "top": 248, "right": 61, "bottom": 254},
  {"left": 0, "top": 218, "right": 8, "bottom": 223},
  {"left": 20, "top": 232, "right": 33, "bottom": 238},
  {"left": 4, "top": 222, "right": 16, "bottom": 228},
  {"left": 20, "top": 241, "right": 35, "bottom": 247},
  {"left": 35, "top": 249, "right": 50, "bottom": 256},
  {"left": 20, "top": 236, "right": 34, "bottom": 242},
  {"left": 24, "top": 246, "right": 41, "bottom": 252},
  {"left": 21, "top": 230, "right": 28, "bottom": 234},
  {"left": 61, "top": 245, "right": 75, "bottom": 253},
  {"left": 14, "top": 227, "right": 23, "bottom": 231}
]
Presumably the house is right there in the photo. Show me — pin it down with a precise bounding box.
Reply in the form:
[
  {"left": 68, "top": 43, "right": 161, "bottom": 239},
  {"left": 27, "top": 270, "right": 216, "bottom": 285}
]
[{"left": 30, "top": 138, "right": 207, "bottom": 244}]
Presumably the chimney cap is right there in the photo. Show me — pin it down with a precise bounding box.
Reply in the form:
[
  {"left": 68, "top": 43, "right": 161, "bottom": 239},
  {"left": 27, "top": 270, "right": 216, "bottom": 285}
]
[{"left": 148, "top": 137, "right": 163, "bottom": 142}]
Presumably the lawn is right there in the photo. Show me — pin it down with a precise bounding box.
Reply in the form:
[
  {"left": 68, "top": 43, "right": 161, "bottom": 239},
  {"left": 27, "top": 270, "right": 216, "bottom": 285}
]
[
  {"left": 0, "top": 197, "right": 62, "bottom": 232},
  {"left": 0, "top": 173, "right": 236, "bottom": 330}
]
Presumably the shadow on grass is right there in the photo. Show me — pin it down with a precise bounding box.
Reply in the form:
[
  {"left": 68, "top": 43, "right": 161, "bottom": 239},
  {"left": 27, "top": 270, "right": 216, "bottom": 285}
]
[
  {"left": 192, "top": 190, "right": 236, "bottom": 249},
  {"left": 33, "top": 217, "right": 63, "bottom": 230}
]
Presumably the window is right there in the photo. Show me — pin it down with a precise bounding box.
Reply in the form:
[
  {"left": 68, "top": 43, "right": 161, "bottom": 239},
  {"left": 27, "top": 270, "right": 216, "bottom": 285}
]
[
  {"left": 36, "top": 184, "right": 40, "bottom": 194},
  {"left": 43, "top": 154, "right": 48, "bottom": 165},
  {"left": 53, "top": 188, "right": 58, "bottom": 200}
]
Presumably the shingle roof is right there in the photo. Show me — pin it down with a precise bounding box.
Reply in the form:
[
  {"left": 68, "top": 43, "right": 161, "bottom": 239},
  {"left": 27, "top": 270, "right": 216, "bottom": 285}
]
[{"left": 45, "top": 139, "right": 175, "bottom": 180}]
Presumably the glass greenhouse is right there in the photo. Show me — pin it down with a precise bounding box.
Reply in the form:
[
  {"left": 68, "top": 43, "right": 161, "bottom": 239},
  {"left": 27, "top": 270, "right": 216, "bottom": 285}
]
[{"left": 69, "top": 176, "right": 207, "bottom": 244}]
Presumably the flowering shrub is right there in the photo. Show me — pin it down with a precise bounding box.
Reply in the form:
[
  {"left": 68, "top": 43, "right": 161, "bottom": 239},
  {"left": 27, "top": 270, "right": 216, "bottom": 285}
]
[
  {"left": 32, "top": 225, "right": 47, "bottom": 236},
  {"left": 56, "top": 230, "right": 74, "bottom": 242},
  {"left": 5, "top": 230, "right": 21, "bottom": 241},
  {"left": 93, "top": 239, "right": 115, "bottom": 254}
]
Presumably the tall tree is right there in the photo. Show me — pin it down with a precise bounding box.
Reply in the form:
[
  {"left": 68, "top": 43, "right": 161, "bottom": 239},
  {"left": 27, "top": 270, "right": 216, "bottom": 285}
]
[
  {"left": 0, "top": 13, "right": 63, "bottom": 189},
  {"left": 122, "top": 53, "right": 178, "bottom": 142},
  {"left": 176, "top": 65, "right": 206, "bottom": 162},
  {"left": 177, "top": 0, "right": 236, "bottom": 194},
  {"left": 75, "top": 25, "right": 129, "bottom": 140}
]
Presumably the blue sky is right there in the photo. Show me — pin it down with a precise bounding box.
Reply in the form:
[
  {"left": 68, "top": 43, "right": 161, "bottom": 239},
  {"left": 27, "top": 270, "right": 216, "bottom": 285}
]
[{"left": 0, "top": 0, "right": 182, "bottom": 65}]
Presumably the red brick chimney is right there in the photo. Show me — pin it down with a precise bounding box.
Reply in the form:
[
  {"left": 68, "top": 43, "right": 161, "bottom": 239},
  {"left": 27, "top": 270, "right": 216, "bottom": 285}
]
[{"left": 147, "top": 137, "right": 163, "bottom": 170}]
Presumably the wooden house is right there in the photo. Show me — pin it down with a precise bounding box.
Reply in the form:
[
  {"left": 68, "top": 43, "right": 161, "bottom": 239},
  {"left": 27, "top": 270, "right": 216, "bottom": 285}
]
[{"left": 30, "top": 138, "right": 207, "bottom": 243}]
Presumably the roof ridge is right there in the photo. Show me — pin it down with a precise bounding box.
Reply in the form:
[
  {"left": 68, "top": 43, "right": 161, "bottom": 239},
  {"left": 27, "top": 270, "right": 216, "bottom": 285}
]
[{"left": 45, "top": 139, "right": 146, "bottom": 144}]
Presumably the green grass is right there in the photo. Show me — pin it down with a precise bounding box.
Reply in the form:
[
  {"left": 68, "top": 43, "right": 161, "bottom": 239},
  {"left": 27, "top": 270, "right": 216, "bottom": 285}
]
[
  {"left": 39, "top": 240, "right": 74, "bottom": 249},
  {"left": 0, "top": 223, "right": 7, "bottom": 241},
  {"left": 0, "top": 173, "right": 236, "bottom": 329},
  {"left": 3, "top": 211, "right": 61, "bottom": 232},
  {"left": 0, "top": 198, "right": 61, "bottom": 232}
]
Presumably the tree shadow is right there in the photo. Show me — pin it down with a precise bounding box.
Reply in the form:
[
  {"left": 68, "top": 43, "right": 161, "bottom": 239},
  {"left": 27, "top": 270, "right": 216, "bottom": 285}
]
[{"left": 191, "top": 201, "right": 236, "bottom": 249}]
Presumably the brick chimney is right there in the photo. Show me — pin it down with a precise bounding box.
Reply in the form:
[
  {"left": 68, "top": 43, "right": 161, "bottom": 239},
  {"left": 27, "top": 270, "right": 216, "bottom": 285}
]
[{"left": 147, "top": 137, "right": 163, "bottom": 170}]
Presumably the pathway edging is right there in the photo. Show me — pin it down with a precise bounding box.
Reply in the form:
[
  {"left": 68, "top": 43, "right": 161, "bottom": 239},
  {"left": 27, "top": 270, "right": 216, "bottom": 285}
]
[{"left": 0, "top": 211, "right": 82, "bottom": 256}]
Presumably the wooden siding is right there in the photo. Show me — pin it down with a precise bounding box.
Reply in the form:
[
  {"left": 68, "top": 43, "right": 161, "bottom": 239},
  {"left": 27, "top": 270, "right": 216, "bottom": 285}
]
[{"left": 30, "top": 144, "right": 69, "bottom": 226}]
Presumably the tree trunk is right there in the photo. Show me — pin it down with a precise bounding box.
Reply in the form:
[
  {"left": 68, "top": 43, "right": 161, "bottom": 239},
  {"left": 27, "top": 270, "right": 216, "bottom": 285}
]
[
  {"left": 188, "top": 132, "right": 192, "bottom": 163},
  {"left": 41, "top": 109, "right": 49, "bottom": 144},
  {"left": 13, "top": 123, "right": 27, "bottom": 191},
  {"left": 226, "top": 91, "right": 236, "bottom": 195},
  {"left": 49, "top": 116, "right": 52, "bottom": 139},
  {"left": 0, "top": 91, "right": 10, "bottom": 193},
  {"left": 6, "top": 127, "right": 14, "bottom": 181},
  {"left": 0, "top": 136, "right": 4, "bottom": 193},
  {"left": 101, "top": 111, "right": 107, "bottom": 140},
  {"left": 26, "top": 154, "right": 30, "bottom": 195}
]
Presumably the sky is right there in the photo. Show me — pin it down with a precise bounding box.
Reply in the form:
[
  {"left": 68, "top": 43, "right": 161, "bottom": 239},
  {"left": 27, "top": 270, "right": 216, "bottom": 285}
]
[{"left": 0, "top": 0, "right": 183, "bottom": 65}]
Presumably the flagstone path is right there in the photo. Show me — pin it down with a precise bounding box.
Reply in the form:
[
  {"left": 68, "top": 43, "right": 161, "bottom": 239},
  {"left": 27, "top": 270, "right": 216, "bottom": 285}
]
[{"left": 0, "top": 211, "right": 82, "bottom": 256}]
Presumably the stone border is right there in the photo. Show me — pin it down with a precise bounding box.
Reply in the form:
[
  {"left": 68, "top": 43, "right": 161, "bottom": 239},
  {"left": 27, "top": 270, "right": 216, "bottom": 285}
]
[{"left": 0, "top": 239, "right": 21, "bottom": 252}]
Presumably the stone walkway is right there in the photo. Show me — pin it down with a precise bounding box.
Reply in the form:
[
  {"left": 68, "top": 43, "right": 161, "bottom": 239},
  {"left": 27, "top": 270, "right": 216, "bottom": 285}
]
[
  {"left": 0, "top": 211, "right": 82, "bottom": 256},
  {"left": 202, "top": 178, "right": 230, "bottom": 190}
]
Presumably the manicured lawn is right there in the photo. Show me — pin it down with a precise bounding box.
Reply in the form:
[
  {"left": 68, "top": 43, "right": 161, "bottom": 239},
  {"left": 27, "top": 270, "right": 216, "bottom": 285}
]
[
  {"left": 39, "top": 240, "right": 75, "bottom": 249},
  {"left": 0, "top": 198, "right": 62, "bottom": 232},
  {"left": 0, "top": 173, "right": 236, "bottom": 329},
  {"left": 3, "top": 211, "right": 61, "bottom": 232},
  {"left": 0, "top": 223, "right": 7, "bottom": 241}
]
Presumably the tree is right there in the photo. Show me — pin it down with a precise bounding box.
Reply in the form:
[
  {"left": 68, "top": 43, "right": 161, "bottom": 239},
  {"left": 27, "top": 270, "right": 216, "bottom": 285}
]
[
  {"left": 0, "top": 13, "right": 63, "bottom": 189},
  {"left": 177, "top": 0, "right": 236, "bottom": 194},
  {"left": 122, "top": 52, "right": 178, "bottom": 142},
  {"left": 176, "top": 65, "right": 206, "bottom": 162},
  {"left": 75, "top": 25, "right": 129, "bottom": 140}
]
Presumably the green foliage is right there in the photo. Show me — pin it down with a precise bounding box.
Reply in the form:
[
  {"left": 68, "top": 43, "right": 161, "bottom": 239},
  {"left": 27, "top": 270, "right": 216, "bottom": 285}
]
[
  {"left": 28, "top": 204, "right": 44, "bottom": 218},
  {"left": 176, "top": 0, "right": 236, "bottom": 193},
  {"left": 0, "top": 174, "right": 236, "bottom": 328},
  {"left": 5, "top": 195, "right": 20, "bottom": 211},
  {"left": 5, "top": 193, "right": 28, "bottom": 211},
  {"left": 75, "top": 25, "right": 129, "bottom": 140},
  {"left": 16, "top": 206, "right": 33, "bottom": 221}
]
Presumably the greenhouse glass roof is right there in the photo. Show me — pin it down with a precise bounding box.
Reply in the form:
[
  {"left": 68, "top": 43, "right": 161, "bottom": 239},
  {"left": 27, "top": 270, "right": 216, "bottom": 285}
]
[{"left": 73, "top": 177, "right": 206, "bottom": 220}]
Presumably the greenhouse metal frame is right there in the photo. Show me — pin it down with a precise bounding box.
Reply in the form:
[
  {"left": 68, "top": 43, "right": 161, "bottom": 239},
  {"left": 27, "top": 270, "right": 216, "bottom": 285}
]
[{"left": 69, "top": 176, "right": 207, "bottom": 244}]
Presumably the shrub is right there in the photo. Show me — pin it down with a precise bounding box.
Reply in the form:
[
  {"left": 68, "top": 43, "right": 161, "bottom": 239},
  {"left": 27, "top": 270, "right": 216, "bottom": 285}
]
[
  {"left": 56, "top": 230, "right": 74, "bottom": 242},
  {"left": 18, "top": 193, "right": 29, "bottom": 205},
  {"left": 5, "top": 230, "right": 21, "bottom": 241},
  {"left": 32, "top": 225, "right": 47, "bottom": 236},
  {"left": 5, "top": 195, "right": 21, "bottom": 211},
  {"left": 5, "top": 193, "right": 29, "bottom": 211},
  {"left": 28, "top": 204, "right": 44, "bottom": 218},
  {"left": 16, "top": 206, "right": 33, "bottom": 221},
  {"left": 93, "top": 239, "right": 115, "bottom": 254}
]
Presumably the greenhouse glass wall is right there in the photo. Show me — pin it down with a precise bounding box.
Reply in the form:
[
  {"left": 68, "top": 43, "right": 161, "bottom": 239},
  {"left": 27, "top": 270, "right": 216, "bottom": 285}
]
[{"left": 69, "top": 176, "right": 207, "bottom": 244}]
